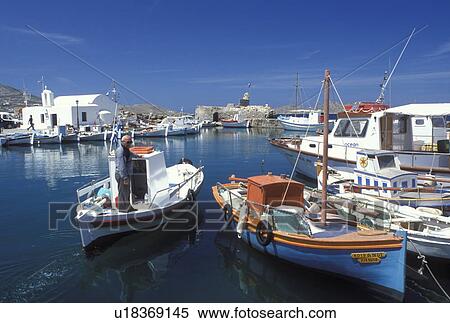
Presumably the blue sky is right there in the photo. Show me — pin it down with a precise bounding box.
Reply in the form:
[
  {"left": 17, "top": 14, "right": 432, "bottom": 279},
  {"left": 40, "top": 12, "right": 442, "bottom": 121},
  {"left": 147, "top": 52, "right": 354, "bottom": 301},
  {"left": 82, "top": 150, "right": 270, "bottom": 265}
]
[{"left": 1, "top": 0, "right": 449, "bottom": 111}]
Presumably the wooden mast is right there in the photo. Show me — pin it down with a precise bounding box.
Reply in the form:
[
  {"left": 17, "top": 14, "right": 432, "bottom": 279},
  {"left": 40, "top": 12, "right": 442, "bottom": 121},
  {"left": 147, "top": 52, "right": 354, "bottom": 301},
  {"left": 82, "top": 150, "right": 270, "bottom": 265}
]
[{"left": 321, "top": 69, "right": 331, "bottom": 224}]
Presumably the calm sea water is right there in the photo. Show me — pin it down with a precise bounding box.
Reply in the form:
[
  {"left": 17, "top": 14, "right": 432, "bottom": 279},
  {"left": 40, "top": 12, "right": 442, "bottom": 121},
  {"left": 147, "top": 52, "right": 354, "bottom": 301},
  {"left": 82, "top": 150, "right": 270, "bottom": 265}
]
[{"left": 0, "top": 128, "right": 449, "bottom": 302}]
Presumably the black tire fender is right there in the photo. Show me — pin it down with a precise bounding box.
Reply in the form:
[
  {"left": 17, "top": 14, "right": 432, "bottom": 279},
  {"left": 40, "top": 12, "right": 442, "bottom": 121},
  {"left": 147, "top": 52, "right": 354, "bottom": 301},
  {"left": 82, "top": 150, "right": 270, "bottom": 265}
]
[{"left": 256, "top": 220, "right": 273, "bottom": 247}]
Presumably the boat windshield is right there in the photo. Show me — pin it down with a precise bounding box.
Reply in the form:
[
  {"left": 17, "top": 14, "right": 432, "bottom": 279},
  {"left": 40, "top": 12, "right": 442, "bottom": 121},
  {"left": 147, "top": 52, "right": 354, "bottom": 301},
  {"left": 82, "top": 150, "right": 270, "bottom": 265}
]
[
  {"left": 377, "top": 155, "right": 396, "bottom": 169},
  {"left": 268, "top": 207, "right": 311, "bottom": 236},
  {"left": 334, "top": 119, "right": 368, "bottom": 137}
]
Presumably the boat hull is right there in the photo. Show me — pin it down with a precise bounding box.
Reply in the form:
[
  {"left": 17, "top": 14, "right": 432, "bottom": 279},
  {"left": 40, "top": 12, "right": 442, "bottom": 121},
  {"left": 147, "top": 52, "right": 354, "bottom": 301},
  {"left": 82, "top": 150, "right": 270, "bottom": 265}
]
[
  {"left": 280, "top": 120, "right": 323, "bottom": 132},
  {"left": 61, "top": 134, "right": 79, "bottom": 143},
  {"left": 33, "top": 135, "right": 62, "bottom": 145},
  {"left": 134, "top": 129, "right": 167, "bottom": 138},
  {"left": 79, "top": 133, "right": 106, "bottom": 142},
  {"left": 222, "top": 120, "right": 250, "bottom": 128},
  {"left": 240, "top": 228, "right": 406, "bottom": 300},
  {"left": 4, "top": 135, "right": 32, "bottom": 146}
]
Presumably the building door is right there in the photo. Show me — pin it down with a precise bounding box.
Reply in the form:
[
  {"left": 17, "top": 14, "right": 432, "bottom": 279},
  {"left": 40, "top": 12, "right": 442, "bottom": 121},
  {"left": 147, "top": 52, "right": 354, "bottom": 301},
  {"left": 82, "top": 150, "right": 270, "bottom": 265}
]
[
  {"left": 213, "top": 112, "right": 219, "bottom": 122},
  {"left": 51, "top": 114, "right": 57, "bottom": 127}
]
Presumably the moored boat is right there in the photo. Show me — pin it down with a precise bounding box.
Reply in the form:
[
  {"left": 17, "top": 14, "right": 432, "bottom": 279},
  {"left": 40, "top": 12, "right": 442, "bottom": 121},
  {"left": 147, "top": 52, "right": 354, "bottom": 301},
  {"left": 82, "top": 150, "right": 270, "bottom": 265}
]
[
  {"left": 211, "top": 70, "right": 407, "bottom": 300},
  {"left": 75, "top": 146, "right": 204, "bottom": 249}
]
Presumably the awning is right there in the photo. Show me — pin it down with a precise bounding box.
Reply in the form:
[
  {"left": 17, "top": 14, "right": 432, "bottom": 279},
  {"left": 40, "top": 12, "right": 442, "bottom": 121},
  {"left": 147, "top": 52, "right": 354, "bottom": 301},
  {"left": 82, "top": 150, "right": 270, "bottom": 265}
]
[{"left": 385, "top": 103, "right": 450, "bottom": 117}]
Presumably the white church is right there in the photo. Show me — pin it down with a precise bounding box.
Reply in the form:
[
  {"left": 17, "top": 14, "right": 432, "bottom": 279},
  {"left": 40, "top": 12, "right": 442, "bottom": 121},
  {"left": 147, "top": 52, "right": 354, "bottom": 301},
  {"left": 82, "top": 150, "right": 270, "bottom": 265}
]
[{"left": 21, "top": 86, "right": 115, "bottom": 131}]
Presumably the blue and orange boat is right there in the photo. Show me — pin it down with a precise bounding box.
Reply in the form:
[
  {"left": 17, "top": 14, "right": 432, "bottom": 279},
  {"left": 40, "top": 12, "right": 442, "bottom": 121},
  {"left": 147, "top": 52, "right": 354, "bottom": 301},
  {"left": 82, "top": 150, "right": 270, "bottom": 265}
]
[{"left": 211, "top": 70, "right": 407, "bottom": 300}]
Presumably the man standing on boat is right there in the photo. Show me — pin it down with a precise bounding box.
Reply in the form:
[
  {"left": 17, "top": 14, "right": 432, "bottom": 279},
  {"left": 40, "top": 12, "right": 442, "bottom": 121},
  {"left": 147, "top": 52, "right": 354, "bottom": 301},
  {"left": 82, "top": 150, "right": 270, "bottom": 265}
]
[{"left": 115, "top": 135, "right": 137, "bottom": 212}]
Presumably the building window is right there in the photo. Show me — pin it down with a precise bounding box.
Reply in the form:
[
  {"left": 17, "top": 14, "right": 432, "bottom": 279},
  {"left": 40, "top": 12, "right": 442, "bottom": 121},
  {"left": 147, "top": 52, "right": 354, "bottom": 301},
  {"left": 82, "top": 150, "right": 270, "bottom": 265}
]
[
  {"left": 365, "top": 178, "right": 371, "bottom": 186},
  {"left": 393, "top": 182, "right": 398, "bottom": 188},
  {"left": 383, "top": 182, "right": 387, "bottom": 193},
  {"left": 402, "top": 181, "right": 408, "bottom": 188},
  {"left": 358, "top": 176, "right": 362, "bottom": 185},
  {"left": 374, "top": 180, "right": 379, "bottom": 191},
  {"left": 412, "top": 179, "right": 416, "bottom": 187},
  {"left": 82, "top": 112, "right": 87, "bottom": 122},
  {"left": 40, "top": 114, "right": 45, "bottom": 123}
]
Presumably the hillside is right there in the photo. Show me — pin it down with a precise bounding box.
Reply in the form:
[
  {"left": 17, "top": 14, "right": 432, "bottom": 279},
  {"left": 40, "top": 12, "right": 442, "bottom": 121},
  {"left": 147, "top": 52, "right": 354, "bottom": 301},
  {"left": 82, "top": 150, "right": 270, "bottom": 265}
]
[{"left": 0, "top": 83, "right": 41, "bottom": 112}]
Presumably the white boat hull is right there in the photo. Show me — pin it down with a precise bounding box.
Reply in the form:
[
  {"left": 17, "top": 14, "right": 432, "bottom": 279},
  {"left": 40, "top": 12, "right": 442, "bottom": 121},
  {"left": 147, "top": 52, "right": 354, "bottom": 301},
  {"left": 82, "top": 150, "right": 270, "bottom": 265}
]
[
  {"left": 222, "top": 120, "right": 250, "bottom": 128},
  {"left": 79, "top": 133, "right": 106, "bottom": 142},
  {"left": 33, "top": 134, "right": 62, "bottom": 145}
]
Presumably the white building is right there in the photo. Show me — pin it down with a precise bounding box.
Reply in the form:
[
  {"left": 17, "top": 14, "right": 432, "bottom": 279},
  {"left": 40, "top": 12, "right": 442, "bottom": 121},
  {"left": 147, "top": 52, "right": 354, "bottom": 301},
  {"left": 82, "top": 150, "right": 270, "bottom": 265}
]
[{"left": 21, "top": 86, "right": 115, "bottom": 130}]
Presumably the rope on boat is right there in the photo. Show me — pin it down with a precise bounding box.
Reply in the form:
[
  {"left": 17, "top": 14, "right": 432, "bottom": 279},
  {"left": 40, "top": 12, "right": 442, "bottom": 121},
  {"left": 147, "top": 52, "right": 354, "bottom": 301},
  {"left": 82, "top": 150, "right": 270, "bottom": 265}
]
[{"left": 407, "top": 236, "right": 450, "bottom": 301}]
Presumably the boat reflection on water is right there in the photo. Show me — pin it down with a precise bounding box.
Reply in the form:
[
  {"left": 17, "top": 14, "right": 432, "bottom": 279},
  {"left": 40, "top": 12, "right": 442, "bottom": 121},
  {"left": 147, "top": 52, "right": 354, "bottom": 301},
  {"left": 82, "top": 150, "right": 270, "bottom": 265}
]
[{"left": 82, "top": 221, "right": 198, "bottom": 302}]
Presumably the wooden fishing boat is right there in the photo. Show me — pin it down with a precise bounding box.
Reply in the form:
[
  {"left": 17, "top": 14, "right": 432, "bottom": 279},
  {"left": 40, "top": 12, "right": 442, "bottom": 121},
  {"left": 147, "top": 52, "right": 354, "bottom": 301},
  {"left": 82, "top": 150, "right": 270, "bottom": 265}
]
[{"left": 211, "top": 70, "right": 407, "bottom": 301}]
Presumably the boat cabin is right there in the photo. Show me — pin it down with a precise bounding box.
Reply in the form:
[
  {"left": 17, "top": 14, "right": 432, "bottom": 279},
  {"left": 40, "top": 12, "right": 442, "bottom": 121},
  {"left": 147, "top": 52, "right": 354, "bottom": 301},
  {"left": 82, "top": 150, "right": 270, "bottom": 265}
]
[
  {"left": 108, "top": 148, "right": 170, "bottom": 209},
  {"left": 246, "top": 174, "right": 304, "bottom": 213},
  {"left": 331, "top": 104, "right": 449, "bottom": 153},
  {"left": 354, "top": 150, "right": 417, "bottom": 198}
]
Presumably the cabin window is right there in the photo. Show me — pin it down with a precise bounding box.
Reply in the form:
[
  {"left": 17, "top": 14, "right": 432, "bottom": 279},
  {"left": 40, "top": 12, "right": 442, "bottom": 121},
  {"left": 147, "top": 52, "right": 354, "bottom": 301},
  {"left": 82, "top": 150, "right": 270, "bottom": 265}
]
[
  {"left": 374, "top": 180, "right": 379, "bottom": 190},
  {"left": 357, "top": 176, "right": 362, "bottom": 185},
  {"left": 402, "top": 181, "right": 408, "bottom": 188},
  {"left": 365, "top": 178, "right": 371, "bottom": 186},
  {"left": 432, "top": 117, "right": 445, "bottom": 128},
  {"left": 412, "top": 179, "right": 416, "bottom": 187},
  {"left": 334, "top": 119, "right": 368, "bottom": 137},
  {"left": 377, "top": 155, "right": 395, "bottom": 169},
  {"left": 393, "top": 117, "right": 407, "bottom": 134},
  {"left": 393, "top": 182, "right": 398, "bottom": 188},
  {"left": 415, "top": 119, "right": 425, "bottom": 126},
  {"left": 40, "top": 114, "right": 45, "bottom": 123},
  {"left": 382, "top": 182, "right": 387, "bottom": 193},
  {"left": 82, "top": 112, "right": 87, "bottom": 122}
]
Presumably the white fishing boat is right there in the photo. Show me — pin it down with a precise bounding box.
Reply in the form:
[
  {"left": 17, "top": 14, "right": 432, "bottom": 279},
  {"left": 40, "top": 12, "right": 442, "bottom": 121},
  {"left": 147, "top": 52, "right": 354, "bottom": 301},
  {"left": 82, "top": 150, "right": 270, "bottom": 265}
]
[
  {"left": 277, "top": 111, "right": 326, "bottom": 132},
  {"left": 78, "top": 125, "right": 110, "bottom": 142},
  {"left": 222, "top": 114, "right": 250, "bottom": 128},
  {"left": 132, "top": 128, "right": 167, "bottom": 138},
  {"left": 318, "top": 150, "right": 450, "bottom": 210},
  {"left": 2, "top": 133, "right": 33, "bottom": 146},
  {"left": 32, "top": 133, "right": 62, "bottom": 145},
  {"left": 318, "top": 150, "right": 450, "bottom": 260},
  {"left": 75, "top": 146, "right": 204, "bottom": 249}
]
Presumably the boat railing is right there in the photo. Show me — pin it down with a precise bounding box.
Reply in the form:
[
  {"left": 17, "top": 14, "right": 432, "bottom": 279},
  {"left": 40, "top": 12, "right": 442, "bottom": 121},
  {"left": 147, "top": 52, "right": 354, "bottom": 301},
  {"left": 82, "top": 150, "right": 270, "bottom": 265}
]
[
  {"left": 149, "top": 166, "right": 204, "bottom": 206},
  {"left": 76, "top": 176, "right": 110, "bottom": 204}
]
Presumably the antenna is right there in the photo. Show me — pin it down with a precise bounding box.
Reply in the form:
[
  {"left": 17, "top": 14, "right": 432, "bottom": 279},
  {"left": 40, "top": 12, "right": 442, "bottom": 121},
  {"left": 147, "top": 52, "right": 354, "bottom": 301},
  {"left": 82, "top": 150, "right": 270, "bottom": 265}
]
[
  {"left": 376, "top": 28, "right": 415, "bottom": 103},
  {"left": 37, "top": 76, "right": 45, "bottom": 92}
]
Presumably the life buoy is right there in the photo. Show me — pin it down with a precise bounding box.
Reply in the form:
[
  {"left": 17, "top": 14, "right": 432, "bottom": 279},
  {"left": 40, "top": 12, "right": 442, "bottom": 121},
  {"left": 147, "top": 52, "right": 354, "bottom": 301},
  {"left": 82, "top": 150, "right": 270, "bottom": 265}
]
[
  {"left": 179, "top": 157, "right": 193, "bottom": 165},
  {"left": 256, "top": 220, "right": 273, "bottom": 247},
  {"left": 130, "top": 146, "right": 154, "bottom": 154}
]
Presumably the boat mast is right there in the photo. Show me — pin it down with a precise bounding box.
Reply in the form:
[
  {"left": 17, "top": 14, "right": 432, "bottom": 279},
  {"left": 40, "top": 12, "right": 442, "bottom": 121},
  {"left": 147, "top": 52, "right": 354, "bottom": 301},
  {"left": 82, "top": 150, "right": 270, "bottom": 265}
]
[
  {"left": 376, "top": 28, "right": 415, "bottom": 103},
  {"left": 321, "top": 69, "right": 331, "bottom": 224},
  {"left": 295, "top": 72, "right": 299, "bottom": 110}
]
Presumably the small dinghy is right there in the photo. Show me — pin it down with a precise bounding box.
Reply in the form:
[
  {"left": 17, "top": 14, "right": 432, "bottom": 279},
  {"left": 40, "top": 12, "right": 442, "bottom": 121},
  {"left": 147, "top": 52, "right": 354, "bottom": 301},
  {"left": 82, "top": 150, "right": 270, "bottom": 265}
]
[{"left": 75, "top": 146, "right": 204, "bottom": 249}]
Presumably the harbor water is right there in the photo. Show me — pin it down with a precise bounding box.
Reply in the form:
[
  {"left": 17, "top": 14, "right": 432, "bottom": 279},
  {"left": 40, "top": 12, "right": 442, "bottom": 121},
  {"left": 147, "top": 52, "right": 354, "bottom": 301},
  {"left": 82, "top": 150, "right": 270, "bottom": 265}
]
[{"left": 0, "top": 128, "right": 449, "bottom": 302}]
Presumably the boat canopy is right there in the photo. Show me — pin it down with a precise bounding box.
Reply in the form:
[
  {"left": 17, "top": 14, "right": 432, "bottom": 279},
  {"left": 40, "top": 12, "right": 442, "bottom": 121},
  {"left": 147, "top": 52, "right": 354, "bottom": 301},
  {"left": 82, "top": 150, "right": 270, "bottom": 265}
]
[
  {"left": 246, "top": 175, "right": 304, "bottom": 212},
  {"left": 385, "top": 103, "right": 450, "bottom": 117}
]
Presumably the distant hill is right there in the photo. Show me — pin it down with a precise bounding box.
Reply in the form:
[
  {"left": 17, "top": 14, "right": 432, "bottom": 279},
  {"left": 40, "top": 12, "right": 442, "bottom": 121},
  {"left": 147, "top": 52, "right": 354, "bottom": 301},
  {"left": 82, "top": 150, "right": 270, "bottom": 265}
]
[
  {"left": 0, "top": 83, "right": 41, "bottom": 112},
  {"left": 121, "top": 103, "right": 171, "bottom": 116},
  {"left": 276, "top": 102, "right": 344, "bottom": 114}
]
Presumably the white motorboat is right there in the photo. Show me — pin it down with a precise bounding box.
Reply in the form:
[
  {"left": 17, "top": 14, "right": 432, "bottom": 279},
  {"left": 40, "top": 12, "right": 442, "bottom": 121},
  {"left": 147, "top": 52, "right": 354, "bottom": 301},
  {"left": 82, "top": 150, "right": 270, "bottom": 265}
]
[
  {"left": 277, "top": 111, "right": 326, "bottom": 132},
  {"left": 32, "top": 133, "right": 62, "bottom": 145},
  {"left": 222, "top": 114, "right": 250, "bottom": 128},
  {"left": 2, "top": 133, "right": 33, "bottom": 146},
  {"left": 132, "top": 128, "right": 167, "bottom": 138},
  {"left": 75, "top": 146, "right": 204, "bottom": 249}
]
